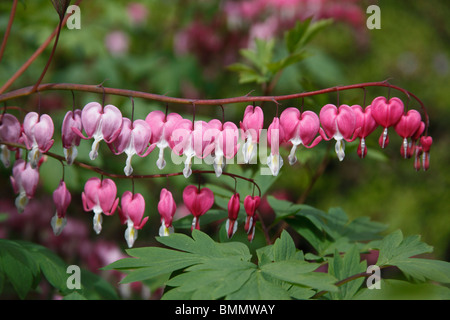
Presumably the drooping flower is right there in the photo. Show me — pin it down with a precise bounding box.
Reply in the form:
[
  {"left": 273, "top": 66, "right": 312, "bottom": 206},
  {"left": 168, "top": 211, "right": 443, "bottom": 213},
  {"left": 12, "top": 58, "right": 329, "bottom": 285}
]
[
  {"left": 418, "top": 136, "right": 432, "bottom": 171},
  {"left": 226, "top": 193, "right": 240, "bottom": 239},
  {"left": 267, "top": 117, "right": 285, "bottom": 176},
  {"left": 370, "top": 96, "right": 404, "bottom": 148},
  {"left": 157, "top": 188, "right": 177, "bottom": 237},
  {"left": 319, "top": 104, "right": 357, "bottom": 161},
  {"left": 82, "top": 177, "right": 119, "bottom": 234},
  {"left": 243, "top": 195, "right": 260, "bottom": 237},
  {"left": 109, "top": 117, "right": 153, "bottom": 176},
  {"left": 118, "top": 191, "right": 149, "bottom": 248},
  {"left": 280, "top": 107, "right": 322, "bottom": 165},
  {"left": 170, "top": 120, "right": 215, "bottom": 178},
  {"left": 0, "top": 113, "right": 22, "bottom": 167},
  {"left": 351, "top": 105, "right": 378, "bottom": 159},
  {"left": 240, "top": 105, "right": 264, "bottom": 164},
  {"left": 182, "top": 185, "right": 214, "bottom": 231},
  {"left": 10, "top": 159, "right": 40, "bottom": 213},
  {"left": 51, "top": 180, "right": 71, "bottom": 236},
  {"left": 61, "top": 109, "right": 83, "bottom": 165},
  {"left": 22, "top": 112, "right": 54, "bottom": 168},
  {"left": 72, "top": 102, "right": 123, "bottom": 160},
  {"left": 145, "top": 110, "right": 183, "bottom": 170},
  {"left": 207, "top": 119, "right": 240, "bottom": 177},
  {"left": 393, "top": 110, "right": 422, "bottom": 159}
]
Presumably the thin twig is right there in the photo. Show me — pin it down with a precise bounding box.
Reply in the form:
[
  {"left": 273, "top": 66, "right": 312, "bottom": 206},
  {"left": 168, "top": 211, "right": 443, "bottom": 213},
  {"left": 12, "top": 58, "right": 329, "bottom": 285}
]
[{"left": 0, "top": 0, "right": 18, "bottom": 63}]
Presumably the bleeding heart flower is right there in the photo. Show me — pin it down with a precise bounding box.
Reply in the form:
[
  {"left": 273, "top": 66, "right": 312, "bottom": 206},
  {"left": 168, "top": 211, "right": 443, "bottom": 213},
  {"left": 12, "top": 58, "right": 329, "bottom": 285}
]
[
  {"left": 51, "top": 180, "right": 71, "bottom": 236},
  {"left": 182, "top": 185, "right": 214, "bottom": 231},
  {"left": 0, "top": 113, "right": 22, "bottom": 167},
  {"left": 280, "top": 108, "right": 322, "bottom": 165},
  {"left": 267, "top": 117, "right": 285, "bottom": 176},
  {"left": 109, "top": 118, "right": 153, "bottom": 176},
  {"left": 82, "top": 177, "right": 119, "bottom": 234},
  {"left": 10, "top": 159, "right": 40, "bottom": 213},
  {"left": 370, "top": 96, "right": 404, "bottom": 148},
  {"left": 244, "top": 195, "right": 260, "bottom": 236},
  {"left": 72, "top": 102, "right": 123, "bottom": 160},
  {"left": 226, "top": 193, "right": 240, "bottom": 239},
  {"left": 22, "top": 112, "right": 54, "bottom": 168},
  {"left": 351, "top": 105, "right": 378, "bottom": 159},
  {"left": 170, "top": 120, "right": 215, "bottom": 178},
  {"left": 240, "top": 105, "right": 264, "bottom": 164},
  {"left": 158, "top": 188, "right": 177, "bottom": 236},
  {"left": 119, "top": 191, "right": 149, "bottom": 248},
  {"left": 145, "top": 110, "right": 183, "bottom": 170},
  {"left": 394, "top": 109, "right": 422, "bottom": 159},
  {"left": 61, "top": 109, "right": 83, "bottom": 165},
  {"left": 418, "top": 136, "right": 432, "bottom": 171},
  {"left": 207, "top": 119, "right": 240, "bottom": 177},
  {"left": 319, "top": 104, "right": 357, "bottom": 161}
]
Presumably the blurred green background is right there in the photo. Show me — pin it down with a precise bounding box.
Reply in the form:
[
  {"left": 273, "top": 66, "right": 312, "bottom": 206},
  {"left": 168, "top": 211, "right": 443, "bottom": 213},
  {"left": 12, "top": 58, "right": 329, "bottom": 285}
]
[{"left": 0, "top": 0, "right": 448, "bottom": 262}]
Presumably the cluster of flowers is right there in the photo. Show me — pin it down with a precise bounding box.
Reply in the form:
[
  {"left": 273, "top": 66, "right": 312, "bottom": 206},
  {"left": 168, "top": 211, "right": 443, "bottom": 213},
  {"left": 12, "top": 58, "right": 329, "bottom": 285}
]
[{"left": 0, "top": 95, "right": 432, "bottom": 247}]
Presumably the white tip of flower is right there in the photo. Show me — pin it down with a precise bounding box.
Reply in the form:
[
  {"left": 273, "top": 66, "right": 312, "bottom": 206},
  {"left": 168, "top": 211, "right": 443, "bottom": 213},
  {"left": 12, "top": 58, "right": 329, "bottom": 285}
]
[
  {"left": 64, "top": 146, "right": 78, "bottom": 165},
  {"left": 225, "top": 218, "right": 238, "bottom": 239},
  {"left": 183, "top": 156, "right": 193, "bottom": 178},
  {"left": 28, "top": 147, "right": 41, "bottom": 169},
  {"left": 156, "top": 148, "right": 166, "bottom": 170},
  {"left": 93, "top": 211, "right": 103, "bottom": 234},
  {"left": 381, "top": 127, "right": 388, "bottom": 149},
  {"left": 243, "top": 138, "right": 256, "bottom": 164},
  {"left": 288, "top": 144, "right": 298, "bottom": 166},
  {"left": 335, "top": 139, "right": 345, "bottom": 162},
  {"left": 267, "top": 153, "right": 283, "bottom": 176},
  {"left": 15, "top": 191, "right": 28, "bottom": 214},
  {"left": 125, "top": 221, "right": 138, "bottom": 248},
  {"left": 1, "top": 145, "right": 11, "bottom": 168},
  {"left": 51, "top": 213, "right": 67, "bottom": 236},
  {"left": 89, "top": 137, "right": 102, "bottom": 160},
  {"left": 124, "top": 154, "right": 134, "bottom": 176},
  {"left": 159, "top": 222, "right": 174, "bottom": 237}
]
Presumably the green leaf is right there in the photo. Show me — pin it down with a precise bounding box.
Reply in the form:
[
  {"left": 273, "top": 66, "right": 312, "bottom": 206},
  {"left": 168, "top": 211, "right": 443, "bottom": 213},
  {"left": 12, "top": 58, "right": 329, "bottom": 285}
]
[
  {"left": 272, "top": 230, "right": 297, "bottom": 261},
  {"left": 327, "top": 246, "right": 367, "bottom": 300},
  {"left": 226, "top": 271, "right": 292, "bottom": 300},
  {"left": 260, "top": 260, "right": 337, "bottom": 292},
  {"left": 0, "top": 240, "right": 38, "bottom": 299},
  {"left": 284, "top": 18, "right": 333, "bottom": 53},
  {"left": 354, "top": 279, "right": 450, "bottom": 300},
  {"left": 374, "top": 230, "right": 450, "bottom": 284}
]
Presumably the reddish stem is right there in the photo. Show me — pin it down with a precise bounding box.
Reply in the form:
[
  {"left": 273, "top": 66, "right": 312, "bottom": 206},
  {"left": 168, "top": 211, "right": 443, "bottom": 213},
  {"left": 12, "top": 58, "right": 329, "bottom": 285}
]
[{"left": 0, "top": 0, "right": 18, "bottom": 63}]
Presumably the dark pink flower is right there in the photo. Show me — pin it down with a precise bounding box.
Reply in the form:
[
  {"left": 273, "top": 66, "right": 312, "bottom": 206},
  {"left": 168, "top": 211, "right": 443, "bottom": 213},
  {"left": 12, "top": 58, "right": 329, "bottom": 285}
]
[
  {"left": 145, "top": 110, "right": 183, "bottom": 170},
  {"left": 319, "top": 104, "right": 357, "bottom": 161},
  {"left": 370, "top": 96, "right": 404, "bottom": 148},
  {"left": 267, "top": 117, "right": 285, "bottom": 176},
  {"left": 72, "top": 102, "right": 123, "bottom": 160},
  {"left": 0, "top": 113, "right": 22, "bottom": 167},
  {"left": 82, "top": 177, "right": 119, "bottom": 234},
  {"left": 244, "top": 195, "right": 260, "bottom": 242},
  {"left": 22, "top": 112, "right": 54, "bottom": 168},
  {"left": 418, "top": 136, "right": 433, "bottom": 171},
  {"left": 351, "top": 105, "right": 378, "bottom": 159},
  {"left": 207, "top": 119, "right": 240, "bottom": 177},
  {"left": 61, "top": 109, "right": 83, "bottom": 165},
  {"left": 10, "top": 159, "right": 40, "bottom": 213},
  {"left": 226, "top": 193, "right": 240, "bottom": 239},
  {"left": 240, "top": 105, "right": 264, "bottom": 164},
  {"left": 182, "top": 185, "right": 214, "bottom": 231},
  {"left": 394, "top": 110, "right": 422, "bottom": 159},
  {"left": 157, "top": 188, "right": 177, "bottom": 237},
  {"left": 170, "top": 120, "right": 215, "bottom": 178},
  {"left": 119, "top": 191, "right": 149, "bottom": 248},
  {"left": 51, "top": 180, "right": 71, "bottom": 236},
  {"left": 280, "top": 107, "right": 322, "bottom": 165},
  {"left": 109, "top": 118, "right": 153, "bottom": 176}
]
